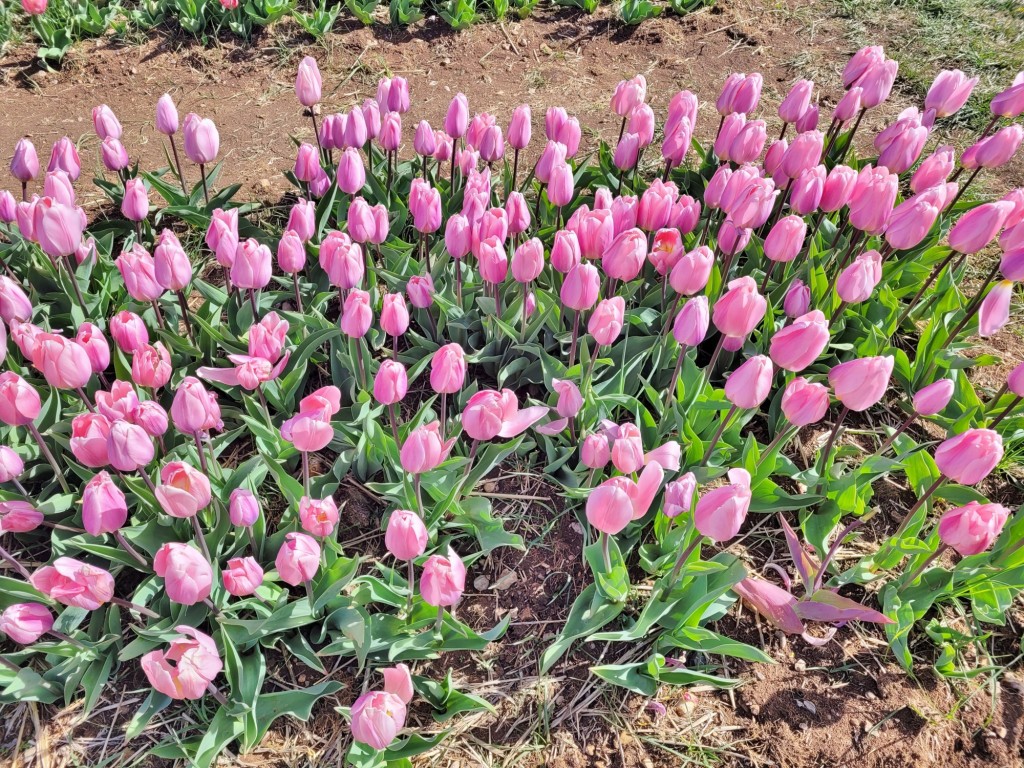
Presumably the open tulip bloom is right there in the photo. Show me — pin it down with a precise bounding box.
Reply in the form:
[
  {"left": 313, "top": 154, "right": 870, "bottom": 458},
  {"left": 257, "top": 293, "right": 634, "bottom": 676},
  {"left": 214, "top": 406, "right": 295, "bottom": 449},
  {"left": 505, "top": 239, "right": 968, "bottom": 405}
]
[{"left": 0, "top": 48, "right": 1023, "bottom": 766}]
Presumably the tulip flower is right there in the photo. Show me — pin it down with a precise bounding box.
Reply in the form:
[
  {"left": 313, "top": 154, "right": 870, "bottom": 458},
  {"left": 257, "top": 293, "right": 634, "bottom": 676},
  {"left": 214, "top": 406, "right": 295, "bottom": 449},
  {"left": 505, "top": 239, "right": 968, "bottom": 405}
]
[
  {"left": 420, "top": 546, "right": 467, "bottom": 624},
  {"left": 876, "top": 379, "right": 955, "bottom": 455},
  {"left": 0, "top": 500, "right": 42, "bottom": 534},
  {"left": 31, "top": 557, "right": 114, "bottom": 610},
  {"left": 182, "top": 114, "right": 219, "bottom": 203},
  {"left": 10, "top": 139, "right": 39, "bottom": 194},
  {"left": 0, "top": 603, "right": 54, "bottom": 644},
  {"left": 695, "top": 468, "right": 751, "bottom": 542},
  {"left": 938, "top": 502, "right": 1010, "bottom": 556},
  {"left": 223, "top": 557, "right": 264, "bottom": 597},
  {"left": 141, "top": 626, "right": 223, "bottom": 701},
  {"left": 350, "top": 690, "right": 407, "bottom": 750},
  {"left": 229, "top": 488, "right": 260, "bottom": 528}
]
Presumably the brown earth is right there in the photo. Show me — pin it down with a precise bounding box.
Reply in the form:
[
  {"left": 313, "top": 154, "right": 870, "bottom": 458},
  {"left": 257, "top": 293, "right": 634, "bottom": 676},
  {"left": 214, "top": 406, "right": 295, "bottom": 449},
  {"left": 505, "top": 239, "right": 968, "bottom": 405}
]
[{"left": 2, "top": 2, "right": 1024, "bottom": 767}]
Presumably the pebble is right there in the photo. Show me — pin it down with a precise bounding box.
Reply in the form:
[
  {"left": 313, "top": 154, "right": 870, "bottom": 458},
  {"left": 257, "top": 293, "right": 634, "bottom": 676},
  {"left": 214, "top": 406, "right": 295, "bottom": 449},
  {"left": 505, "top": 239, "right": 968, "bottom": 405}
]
[
  {"left": 473, "top": 575, "right": 490, "bottom": 590},
  {"left": 493, "top": 569, "right": 518, "bottom": 590},
  {"left": 794, "top": 659, "right": 807, "bottom": 672}
]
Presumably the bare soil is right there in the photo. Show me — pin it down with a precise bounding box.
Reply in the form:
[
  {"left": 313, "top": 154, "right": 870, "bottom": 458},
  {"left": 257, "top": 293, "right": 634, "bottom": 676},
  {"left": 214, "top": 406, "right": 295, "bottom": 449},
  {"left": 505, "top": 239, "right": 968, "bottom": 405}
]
[{"left": 2, "top": 2, "right": 1023, "bottom": 767}]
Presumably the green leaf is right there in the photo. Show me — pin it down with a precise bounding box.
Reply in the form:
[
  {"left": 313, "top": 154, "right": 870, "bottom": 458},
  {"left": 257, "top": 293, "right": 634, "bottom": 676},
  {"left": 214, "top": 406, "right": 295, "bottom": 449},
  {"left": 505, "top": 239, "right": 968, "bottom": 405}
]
[{"left": 540, "top": 584, "right": 623, "bottom": 674}]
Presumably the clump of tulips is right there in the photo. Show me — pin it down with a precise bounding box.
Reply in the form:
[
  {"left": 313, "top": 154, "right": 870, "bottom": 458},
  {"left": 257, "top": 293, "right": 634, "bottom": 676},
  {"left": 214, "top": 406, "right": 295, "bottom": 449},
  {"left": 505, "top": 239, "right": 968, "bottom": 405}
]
[{"left": 0, "top": 47, "right": 1022, "bottom": 766}]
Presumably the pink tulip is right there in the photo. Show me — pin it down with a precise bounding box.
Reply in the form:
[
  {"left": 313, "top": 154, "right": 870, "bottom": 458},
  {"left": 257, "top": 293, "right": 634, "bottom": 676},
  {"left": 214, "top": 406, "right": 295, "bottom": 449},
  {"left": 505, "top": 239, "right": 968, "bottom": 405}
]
[
  {"left": 911, "top": 379, "right": 954, "bottom": 417},
  {"left": 0, "top": 191, "right": 16, "bottom": 223},
  {"left": 44, "top": 169, "right": 75, "bottom": 206},
  {"left": 337, "top": 148, "right": 366, "bottom": 195},
  {"left": 673, "top": 296, "right": 709, "bottom": 347},
  {"left": 373, "top": 360, "right": 408, "bottom": 406},
  {"left": 637, "top": 180, "right": 678, "bottom": 232},
  {"left": 836, "top": 249, "right": 883, "bottom": 304},
  {"left": 729, "top": 119, "right": 767, "bottom": 164},
  {"left": 223, "top": 557, "right": 264, "bottom": 597},
  {"left": 406, "top": 274, "right": 434, "bottom": 309},
  {"left": 924, "top": 69, "right": 978, "bottom": 122},
  {"left": 0, "top": 446, "right": 24, "bottom": 483},
  {"left": 858, "top": 58, "right": 898, "bottom": 108},
  {"left": 820, "top": 165, "right": 858, "bottom": 213},
  {"left": 232, "top": 238, "right": 272, "bottom": 291},
  {"left": 694, "top": 468, "right": 751, "bottom": 542},
  {"left": 781, "top": 377, "right": 830, "bottom": 426},
  {"left": 477, "top": 237, "right": 508, "bottom": 285},
  {"left": 884, "top": 194, "right": 941, "bottom": 251},
  {"left": 156, "top": 94, "right": 179, "bottom": 135},
  {"left": 0, "top": 500, "right": 42, "bottom": 534},
  {"left": 511, "top": 238, "right": 544, "bottom": 284},
  {"left": 713, "top": 276, "right": 766, "bottom": 338},
  {"left": 116, "top": 244, "right": 163, "bottom": 302},
  {"left": 0, "top": 603, "right": 53, "bottom": 644},
  {"left": 910, "top": 146, "right": 955, "bottom": 194},
  {"left": 171, "top": 376, "right": 222, "bottom": 436},
  {"left": 400, "top": 421, "right": 452, "bottom": 474},
  {"left": 550, "top": 230, "right": 581, "bottom": 274},
  {"left": 874, "top": 107, "right": 928, "bottom": 173},
  {"left": 31, "top": 333, "right": 91, "bottom": 390},
  {"left": 462, "top": 389, "right": 547, "bottom": 441},
  {"left": 70, "top": 413, "right": 110, "bottom": 467},
  {"left": 648, "top": 229, "right": 683, "bottom": 276},
  {"left": 764, "top": 215, "right": 807, "bottom": 264},
  {"left": 340, "top": 289, "right": 372, "bottom": 338},
  {"left": 121, "top": 178, "right": 149, "bottom": 222},
  {"left": 31, "top": 557, "right": 114, "bottom": 610},
  {"left": 430, "top": 344, "right": 466, "bottom": 394},
  {"left": 299, "top": 495, "right": 339, "bottom": 537},
  {"left": 848, "top": 164, "right": 898, "bottom": 235},
  {"left": 0, "top": 372, "right": 40, "bottom": 426},
  {"left": 81, "top": 471, "right": 127, "bottom": 535},
  {"left": 153, "top": 543, "right": 213, "bottom": 605},
  {"left": 37, "top": 201, "right": 84, "bottom": 259},
  {"left": 295, "top": 56, "right": 322, "bottom": 107},
  {"left": 978, "top": 281, "right": 1013, "bottom": 337},
  {"left": 75, "top": 323, "right": 110, "bottom": 374},
  {"left": 662, "top": 472, "right": 697, "bottom": 519},
  {"left": 770, "top": 310, "right": 829, "bottom": 372},
  {"left": 141, "top": 626, "right": 222, "bottom": 700},
  {"left": 106, "top": 420, "right": 153, "bottom": 472},
  {"left": 779, "top": 79, "right": 814, "bottom": 123},
  {"left": 131, "top": 342, "right": 172, "bottom": 390},
  {"left": 276, "top": 532, "right": 321, "bottom": 586},
  {"left": 10, "top": 139, "right": 39, "bottom": 183},
  {"left": 110, "top": 310, "right": 149, "bottom": 353},
  {"left": 990, "top": 72, "right": 1024, "bottom": 118},
  {"left": 589, "top": 297, "right": 625, "bottom": 347},
  {"left": 182, "top": 114, "right": 219, "bottom": 165},
  {"left": 320, "top": 231, "right": 364, "bottom": 289},
  {"left": 586, "top": 481, "right": 633, "bottom": 535},
  {"left": 206, "top": 208, "right": 239, "bottom": 268},
  {"left": 610, "top": 423, "right": 644, "bottom": 474},
  {"left": 789, "top": 166, "right": 825, "bottom": 215},
  {"left": 47, "top": 137, "right": 81, "bottom": 180},
  {"left": 949, "top": 201, "right": 1014, "bottom": 254},
  {"left": 445, "top": 94, "right": 470, "bottom": 138},
  {"left": 156, "top": 461, "right": 211, "bottom": 519},
  {"left": 717, "top": 217, "right": 751, "bottom": 256},
  {"left": 611, "top": 75, "right": 647, "bottom": 116},
  {"left": 669, "top": 246, "right": 714, "bottom": 297},
  {"left": 223, "top": 489, "right": 260, "bottom": 529},
  {"left": 725, "top": 355, "right": 774, "bottom": 409},
  {"left": 938, "top": 502, "right": 1009, "bottom": 556},
  {"left": 385, "top": 509, "right": 428, "bottom": 561},
  {"left": 552, "top": 378, "right": 583, "bottom": 419},
  {"left": 971, "top": 125, "right": 1024, "bottom": 169},
  {"left": 420, "top": 546, "right": 467, "bottom": 608},
  {"left": 101, "top": 137, "right": 130, "bottom": 172},
  {"left": 828, "top": 355, "right": 894, "bottom": 411},
  {"left": 350, "top": 691, "right": 407, "bottom": 750},
  {"left": 153, "top": 229, "right": 193, "bottom": 291},
  {"left": 379, "top": 293, "right": 409, "bottom": 338}
]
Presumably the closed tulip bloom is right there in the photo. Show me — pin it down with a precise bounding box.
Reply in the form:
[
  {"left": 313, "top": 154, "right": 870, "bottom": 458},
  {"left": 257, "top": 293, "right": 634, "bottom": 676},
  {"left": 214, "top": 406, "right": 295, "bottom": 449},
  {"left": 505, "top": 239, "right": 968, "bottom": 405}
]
[
  {"left": 694, "top": 468, "right": 751, "bottom": 542},
  {"left": 135, "top": 401, "right": 167, "bottom": 438},
  {"left": 546, "top": 161, "right": 574, "bottom": 208},
  {"left": 719, "top": 164, "right": 760, "bottom": 213},
  {"left": 547, "top": 231, "right": 580, "bottom": 275},
  {"left": 276, "top": 531, "right": 321, "bottom": 586},
  {"left": 153, "top": 543, "right": 212, "bottom": 605},
  {"left": 510, "top": 238, "right": 544, "bottom": 284},
  {"left": 30, "top": 557, "right": 114, "bottom": 610},
  {"left": 339, "top": 289, "right": 372, "bottom": 339},
  {"left": 935, "top": 429, "right": 1003, "bottom": 485},
  {"left": 101, "top": 136, "right": 130, "bottom": 172},
  {"left": 47, "top": 137, "right": 81, "bottom": 180},
  {"left": 373, "top": 360, "right": 408, "bottom": 406},
  {"left": 379, "top": 293, "right": 409, "bottom": 338},
  {"left": 0, "top": 603, "right": 53, "bottom": 644},
  {"left": 1009, "top": 362, "right": 1024, "bottom": 397},
  {"left": 648, "top": 229, "right": 683, "bottom": 276},
  {"left": 156, "top": 94, "right": 179, "bottom": 135},
  {"left": 156, "top": 461, "right": 211, "bottom": 519},
  {"left": 544, "top": 106, "right": 568, "bottom": 140},
  {"left": 0, "top": 191, "right": 15, "bottom": 223},
  {"left": 299, "top": 495, "right": 339, "bottom": 537},
  {"left": 206, "top": 207, "right": 239, "bottom": 268},
  {"left": 171, "top": 376, "right": 222, "bottom": 435},
  {"left": 627, "top": 103, "right": 655, "bottom": 149},
  {"left": 602, "top": 228, "right": 647, "bottom": 282},
  {"left": 613, "top": 132, "right": 641, "bottom": 171},
  {"left": 535, "top": 140, "right": 567, "bottom": 184},
  {"left": 714, "top": 113, "right": 745, "bottom": 162},
  {"left": 781, "top": 377, "right": 829, "bottom": 426},
  {"left": 70, "top": 413, "right": 110, "bottom": 467},
  {"left": 81, "top": 471, "right": 127, "bottom": 536},
  {"left": 228, "top": 488, "right": 260, "bottom": 527},
  {"left": 37, "top": 201, "right": 84, "bottom": 258},
  {"left": 718, "top": 72, "right": 762, "bottom": 115},
  {"left": 974, "top": 125, "right": 1024, "bottom": 169},
  {"left": 703, "top": 167, "right": 733, "bottom": 213},
  {"left": 725, "top": 355, "right": 774, "bottom": 409},
  {"left": 420, "top": 546, "right": 466, "bottom": 607},
  {"left": 717, "top": 217, "right": 751, "bottom": 256},
  {"left": 770, "top": 310, "right": 829, "bottom": 372},
  {"left": 44, "top": 169, "right": 74, "bottom": 205},
  {"left": 406, "top": 274, "right": 434, "bottom": 309},
  {"left": 348, "top": 197, "right": 377, "bottom": 243},
  {"left": 0, "top": 372, "right": 39, "bottom": 426},
  {"left": 978, "top": 281, "right": 1013, "bottom": 337},
  {"left": 32, "top": 334, "right": 91, "bottom": 390},
  {"left": 990, "top": 71, "right": 1024, "bottom": 118},
  {"left": 586, "top": 481, "right": 633, "bottom": 535},
  {"left": 660, "top": 472, "right": 696, "bottom": 519},
  {"left": 547, "top": 378, "right": 582, "bottom": 419},
  {"left": 779, "top": 79, "right": 814, "bottom": 123},
  {"left": 293, "top": 142, "right": 320, "bottom": 183},
  {"left": 610, "top": 423, "right": 644, "bottom": 474},
  {"left": 874, "top": 108, "right": 929, "bottom": 173},
  {"left": 444, "top": 94, "right": 468, "bottom": 138},
  {"left": 182, "top": 114, "right": 219, "bottom": 165},
  {"left": 231, "top": 239, "right": 272, "bottom": 290},
  {"left": 116, "top": 244, "right": 163, "bottom": 302},
  {"left": 781, "top": 130, "right": 824, "bottom": 180},
  {"left": 502, "top": 192, "right": 529, "bottom": 237},
  {"left": 673, "top": 296, "right": 709, "bottom": 347},
  {"left": 410, "top": 180, "right": 442, "bottom": 234},
  {"left": 332, "top": 148, "right": 365, "bottom": 196},
  {"left": 295, "top": 56, "right": 322, "bottom": 107},
  {"left": 153, "top": 229, "right": 192, "bottom": 291},
  {"left": 611, "top": 75, "right": 647, "bottom": 116},
  {"left": 505, "top": 103, "right": 532, "bottom": 150},
  {"left": 782, "top": 279, "right": 810, "bottom": 319},
  {"left": 220, "top": 557, "right": 263, "bottom": 597},
  {"left": 828, "top": 355, "right": 894, "bottom": 411},
  {"left": 581, "top": 432, "right": 610, "bottom": 469},
  {"left": 764, "top": 215, "right": 807, "bottom": 263},
  {"left": 849, "top": 165, "right": 898, "bottom": 235},
  {"left": 76, "top": 323, "right": 110, "bottom": 373},
  {"left": 885, "top": 194, "right": 941, "bottom": 251},
  {"left": 107, "top": 420, "right": 154, "bottom": 472},
  {"left": 859, "top": 58, "right": 899, "bottom": 108},
  {"left": 730, "top": 119, "right": 767, "bottom": 165},
  {"left": 433, "top": 130, "right": 453, "bottom": 161},
  {"left": 10, "top": 138, "right": 39, "bottom": 182},
  {"left": 907, "top": 147, "right": 954, "bottom": 195},
  {"left": 713, "top": 276, "right": 767, "bottom": 338},
  {"left": 350, "top": 691, "right": 407, "bottom": 750},
  {"left": 430, "top": 343, "right": 466, "bottom": 394},
  {"left": 589, "top": 297, "right": 626, "bottom": 347},
  {"left": 938, "top": 502, "right": 1009, "bottom": 556},
  {"left": 924, "top": 69, "right": 978, "bottom": 123},
  {"left": 789, "top": 166, "right": 825, "bottom": 216},
  {"left": 17, "top": 198, "right": 40, "bottom": 241},
  {"left": 1003, "top": 246, "right": 1024, "bottom": 280},
  {"left": 561, "top": 264, "right": 600, "bottom": 311},
  {"left": 119, "top": 178, "right": 148, "bottom": 222},
  {"left": 131, "top": 342, "right": 172, "bottom": 389},
  {"left": 385, "top": 509, "right": 428, "bottom": 561},
  {"left": 478, "top": 125, "right": 505, "bottom": 164},
  {"left": 819, "top": 165, "right": 857, "bottom": 213},
  {"left": 912, "top": 379, "right": 954, "bottom": 416},
  {"left": 570, "top": 209, "right": 613, "bottom": 260},
  {"left": 668, "top": 246, "right": 714, "bottom": 297},
  {"left": 477, "top": 237, "right": 508, "bottom": 285},
  {"left": 637, "top": 180, "right": 678, "bottom": 232},
  {"left": 400, "top": 421, "right": 451, "bottom": 474},
  {"left": 109, "top": 311, "right": 148, "bottom": 353},
  {"left": 837, "top": 249, "right": 883, "bottom": 304},
  {"left": 0, "top": 501, "right": 42, "bottom": 534},
  {"left": 0, "top": 446, "right": 24, "bottom": 483},
  {"left": 92, "top": 104, "right": 122, "bottom": 141}
]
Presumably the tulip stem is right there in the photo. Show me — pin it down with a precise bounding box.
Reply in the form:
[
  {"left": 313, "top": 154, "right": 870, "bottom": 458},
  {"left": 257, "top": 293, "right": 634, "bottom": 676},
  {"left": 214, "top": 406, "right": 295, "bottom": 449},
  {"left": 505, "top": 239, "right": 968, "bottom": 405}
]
[
  {"left": 439, "top": 393, "right": 447, "bottom": 435},
  {"left": 875, "top": 412, "right": 917, "bottom": 455},
  {"left": 760, "top": 260, "right": 777, "bottom": 293},
  {"left": 460, "top": 439, "right": 479, "bottom": 489},
  {"left": 302, "top": 451, "right": 310, "bottom": 496},
  {"left": 151, "top": 300, "right": 167, "bottom": 330},
  {"left": 945, "top": 260, "right": 1001, "bottom": 345},
  {"left": 895, "top": 250, "right": 961, "bottom": 328},
  {"left": 136, "top": 468, "right": 158, "bottom": 495},
  {"left": 664, "top": 534, "right": 702, "bottom": 595},
  {"left": 20, "top": 182, "right": 27, "bottom": 202},
  {"left": 388, "top": 404, "right": 401, "bottom": 448},
  {"left": 207, "top": 683, "right": 229, "bottom": 706},
  {"left": 114, "top": 531, "right": 149, "bottom": 567},
  {"left": 829, "top": 300, "right": 848, "bottom": 326},
  {"left": 901, "top": 544, "right": 948, "bottom": 589},
  {"left": 701, "top": 404, "right": 738, "bottom": 466},
  {"left": 63, "top": 255, "right": 89, "bottom": 314},
  {"left": 193, "top": 433, "right": 210, "bottom": 477},
  {"left": 836, "top": 107, "right": 867, "bottom": 165},
  {"left": 191, "top": 515, "right": 212, "bottom": 562},
  {"left": 292, "top": 273, "right": 304, "bottom": 313},
  {"left": 248, "top": 289, "right": 258, "bottom": 317},
  {"left": 176, "top": 291, "right": 197, "bottom": 345},
  {"left": 520, "top": 282, "right": 528, "bottom": 343},
  {"left": 0, "top": 542, "right": 32, "bottom": 580},
  {"left": 26, "top": 423, "right": 70, "bottom": 493},
  {"left": 662, "top": 159, "right": 672, "bottom": 182},
  {"left": 11, "top": 478, "right": 28, "bottom": 498},
  {"left": 110, "top": 597, "right": 160, "bottom": 619},
  {"left": 256, "top": 388, "right": 273, "bottom": 429},
  {"left": 584, "top": 349, "right": 599, "bottom": 391},
  {"left": 304, "top": 579, "right": 315, "bottom": 613},
  {"left": 354, "top": 341, "right": 368, "bottom": 391},
  {"left": 989, "top": 395, "right": 1022, "bottom": 430},
  {"left": 414, "top": 475, "right": 425, "bottom": 520},
  {"left": 950, "top": 167, "right": 981, "bottom": 209},
  {"left": 890, "top": 475, "right": 947, "bottom": 555},
  {"left": 703, "top": 333, "right": 727, "bottom": 385},
  {"left": 434, "top": 607, "right": 444, "bottom": 637},
  {"left": 601, "top": 532, "right": 612, "bottom": 573},
  {"left": 834, "top": 230, "right": 863, "bottom": 273},
  {"left": 662, "top": 294, "right": 680, "bottom": 338},
  {"left": 567, "top": 310, "right": 581, "bottom": 371},
  {"left": 203, "top": 598, "right": 222, "bottom": 617},
  {"left": 665, "top": 344, "right": 686, "bottom": 407},
  {"left": 47, "top": 629, "right": 86, "bottom": 648},
  {"left": 169, "top": 137, "right": 188, "bottom": 195},
  {"left": 199, "top": 164, "right": 210, "bottom": 207},
  {"left": 815, "top": 405, "right": 850, "bottom": 491},
  {"left": 405, "top": 559, "right": 415, "bottom": 623},
  {"left": 986, "top": 383, "right": 1008, "bottom": 414}
]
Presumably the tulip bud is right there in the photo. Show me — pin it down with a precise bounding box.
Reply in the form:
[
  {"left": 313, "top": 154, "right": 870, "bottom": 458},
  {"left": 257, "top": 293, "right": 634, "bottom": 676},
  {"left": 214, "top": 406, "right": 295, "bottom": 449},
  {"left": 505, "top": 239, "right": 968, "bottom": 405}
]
[
  {"left": 781, "top": 377, "right": 829, "bottom": 426},
  {"left": 913, "top": 379, "right": 954, "bottom": 416},
  {"left": 828, "top": 355, "right": 894, "bottom": 412},
  {"left": 935, "top": 428, "right": 1002, "bottom": 485},
  {"left": 385, "top": 509, "right": 428, "bottom": 560}
]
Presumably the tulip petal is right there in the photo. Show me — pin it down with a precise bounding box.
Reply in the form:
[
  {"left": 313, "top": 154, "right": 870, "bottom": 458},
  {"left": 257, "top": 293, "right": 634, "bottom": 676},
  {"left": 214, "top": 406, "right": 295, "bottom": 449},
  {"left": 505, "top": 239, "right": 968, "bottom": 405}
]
[
  {"left": 498, "top": 405, "right": 550, "bottom": 438},
  {"left": 732, "top": 577, "right": 805, "bottom": 635},
  {"left": 630, "top": 461, "right": 664, "bottom": 519},
  {"left": 197, "top": 366, "right": 241, "bottom": 386},
  {"left": 536, "top": 417, "right": 568, "bottom": 436},
  {"left": 794, "top": 589, "right": 895, "bottom": 625}
]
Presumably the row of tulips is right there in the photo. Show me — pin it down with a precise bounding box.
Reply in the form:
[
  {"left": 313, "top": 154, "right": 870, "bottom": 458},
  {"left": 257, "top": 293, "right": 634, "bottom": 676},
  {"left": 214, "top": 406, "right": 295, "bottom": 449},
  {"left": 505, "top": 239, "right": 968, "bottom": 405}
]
[{"left": 0, "top": 45, "right": 1023, "bottom": 764}]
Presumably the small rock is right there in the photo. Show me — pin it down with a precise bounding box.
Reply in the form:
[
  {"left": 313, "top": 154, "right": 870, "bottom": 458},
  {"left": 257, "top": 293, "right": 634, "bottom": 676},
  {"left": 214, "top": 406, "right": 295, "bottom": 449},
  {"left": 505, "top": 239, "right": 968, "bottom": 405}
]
[
  {"left": 585, "top": 744, "right": 595, "bottom": 756},
  {"left": 794, "top": 659, "right": 807, "bottom": 672},
  {"left": 797, "top": 699, "right": 817, "bottom": 715},
  {"left": 995, "top": 726, "right": 1008, "bottom": 739},
  {"left": 473, "top": 575, "right": 490, "bottom": 590},
  {"left": 493, "top": 570, "right": 518, "bottom": 590}
]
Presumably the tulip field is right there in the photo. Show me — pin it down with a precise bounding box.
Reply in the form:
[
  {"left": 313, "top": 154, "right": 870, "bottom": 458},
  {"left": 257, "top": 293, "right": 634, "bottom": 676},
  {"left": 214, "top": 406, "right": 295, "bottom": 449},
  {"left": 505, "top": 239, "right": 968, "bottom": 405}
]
[{"left": 1, "top": 5, "right": 1024, "bottom": 766}]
